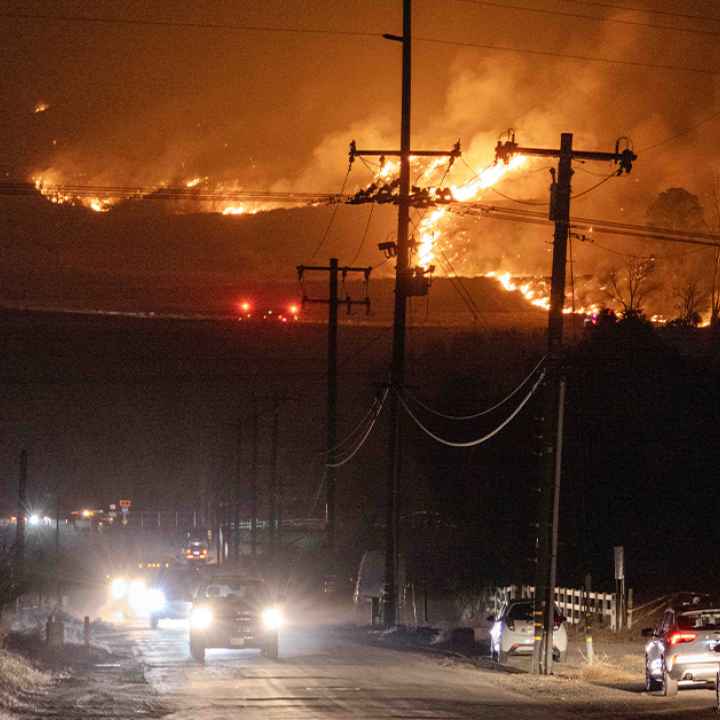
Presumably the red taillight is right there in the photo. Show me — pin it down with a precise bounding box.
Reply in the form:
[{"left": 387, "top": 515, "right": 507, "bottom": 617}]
[{"left": 669, "top": 631, "right": 696, "bottom": 645}]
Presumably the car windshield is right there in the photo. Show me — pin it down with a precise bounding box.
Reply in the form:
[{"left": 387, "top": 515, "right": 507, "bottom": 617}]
[
  {"left": 678, "top": 610, "right": 720, "bottom": 630},
  {"left": 201, "top": 577, "right": 263, "bottom": 600},
  {"left": 507, "top": 603, "right": 533, "bottom": 622}
]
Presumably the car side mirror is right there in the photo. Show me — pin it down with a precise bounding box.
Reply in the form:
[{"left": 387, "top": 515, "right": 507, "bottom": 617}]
[
  {"left": 486, "top": 615, "right": 495, "bottom": 623},
  {"left": 641, "top": 627, "right": 655, "bottom": 637}
]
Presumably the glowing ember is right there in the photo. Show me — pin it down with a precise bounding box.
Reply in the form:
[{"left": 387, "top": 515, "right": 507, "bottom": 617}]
[
  {"left": 222, "top": 205, "right": 247, "bottom": 215},
  {"left": 185, "top": 176, "right": 206, "bottom": 188},
  {"left": 89, "top": 198, "right": 111, "bottom": 213},
  {"left": 34, "top": 101, "right": 50, "bottom": 114}
]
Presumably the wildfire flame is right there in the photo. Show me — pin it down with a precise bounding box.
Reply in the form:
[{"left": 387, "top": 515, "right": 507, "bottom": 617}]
[
  {"left": 485, "top": 271, "right": 601, "bottom": 316},
  {"left": 34, "top": 101, "right": 50, "bottom": 114}
]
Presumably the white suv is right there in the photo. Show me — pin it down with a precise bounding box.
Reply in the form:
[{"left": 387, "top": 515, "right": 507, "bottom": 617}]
[
  {"left": 488, "top": 599, "right": 568, "bottom": 663},
  {"left": 643, "top": 600, "right": 720, "bottom": 696}
]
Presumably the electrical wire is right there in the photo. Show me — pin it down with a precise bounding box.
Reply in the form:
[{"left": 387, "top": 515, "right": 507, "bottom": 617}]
[
  {"left": 0, "top": 11, "right": 382, "bottom": 38},
  {"left": 4, "top": 10, "right": 716, "bottom": 75},
  {"left": 310, "top": 166, "right": 353, "bottom": 259},
  {"left": 326, "top": 388, "right": 388, "bottom": 468},
  {"left": 451, "top": 0, "right": 720, "bottom": 39},
  {"left": 558, "top": 0, "right": 720, "bottom": 25},
  {"left": 397, "top": 369, "right": 545, "bottom": 448},
  {"left": 570, "top": 170, "right": 619, "bottom": 200},
  {"left": 414, "top": 35, "right": 719, "bottom": 76},
  {"left": 489, "top": 187, "right": 547, "bottom": 205},
  {"left": 436, "top": 249, "right": 484, "bottom": 324},
  {"left": 318, "top": 395, "right": 382, "bottom": 456},
  {"left": 638, "top": 108, "right": 720, "bottom": 153},
  {"left": 403, "top": 354, "right": 546, "bottom": 420},
  {"left": 349, "top": 204, "right": 374, "bottom": 265}
]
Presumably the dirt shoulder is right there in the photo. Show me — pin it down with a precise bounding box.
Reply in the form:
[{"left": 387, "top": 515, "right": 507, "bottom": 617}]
[{"left": 2, "top": 611, "right": 168, "bottom": 719}]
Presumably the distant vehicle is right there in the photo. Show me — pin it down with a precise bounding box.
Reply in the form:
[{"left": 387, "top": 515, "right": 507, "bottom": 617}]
[
  {"left": 189, "top": 573, "right": 283, "bottom": 662},
  {"left": 183, "top": 538, "right": 209, "bottom": 563},
  {"left": 235, "top": 300, "right": 301, "bottom": 323},
  {"left": 643, "top": 597, "right": 720, "bottom": 696},
  {"left": 148, "top": 566, "right": 200, "bottom": 629},
  {"left": 488, "top": 599, "right": 567, "bottom": 663}
]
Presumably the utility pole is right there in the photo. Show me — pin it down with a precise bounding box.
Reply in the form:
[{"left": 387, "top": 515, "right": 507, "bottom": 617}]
[
  {"left": 234, "top": 416, "right": 242, "bottom": 563},
  {"left": 55, "top": 492, "right": 62, "bottom": 605},
  {"left": 495, "top": 131, "right": 636, "bottom": 674},
  {"left": 349, "top": 0, "right": 460, "bottom": 628},
  {"left": 297, "top": 259, "right": 371, "bottom": 549},
  {"left": 251, "top": 396, "right": 258, "bottom": 559},
  {"left": 269, "top": 397, "right": 280, "bottom": 559},
  {"left": 15, "top": 450, "right": 27, "bottom": 581}
]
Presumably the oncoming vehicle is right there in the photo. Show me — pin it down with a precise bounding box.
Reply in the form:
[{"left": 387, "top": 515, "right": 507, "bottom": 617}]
[
  {"left": 643, "top": 599, "right": 720, "bottom": 696},
  {"left": 148, "top": 566, "right": 199, "bottom": 629},
  {"left": 189, "top": 574, "right": 284, "bottom": 662},
  {"left": 488, "top": 599, "right": 567, "bottom": 663}
]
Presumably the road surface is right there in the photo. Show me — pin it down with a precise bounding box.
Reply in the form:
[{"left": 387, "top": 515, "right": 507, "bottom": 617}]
[{"left": 35, "top": 615, "right": 720, "bottom": 719}]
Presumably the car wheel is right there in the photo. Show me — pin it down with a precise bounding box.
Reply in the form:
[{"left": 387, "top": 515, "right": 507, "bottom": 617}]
[
  {"left": 190, "top": 636, "right": 205, "bottom": 663},
  {"left": 662, "top": 660, "right": 678, "bottom": 697},
  {"left": 262, "top": 634, "right": 279, "bottom": 659},
  {"left": 645, "top": 657, "right": 661, "bottom": 692},
  {"left": 150, "top": 615, "right": 159, "bottom": 629}
]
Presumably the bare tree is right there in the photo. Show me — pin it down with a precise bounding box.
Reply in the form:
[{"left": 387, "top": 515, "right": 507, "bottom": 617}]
[
  {"left": 673, "top": 277, "right": 706, "bottom": 326},
  {"left": 604, "top": 258, "right": 659, "bottom": 315},
  {"left": 709, "top": 173, "right": 720, "bottom": 327}
]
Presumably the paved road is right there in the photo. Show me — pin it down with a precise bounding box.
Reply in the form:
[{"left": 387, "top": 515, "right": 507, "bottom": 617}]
[
  {"left": 114, "top": 619, "right": 555, "bottom": 720},
  {"left": 97, "top": 617, "right": 718, "bottom": 720}
]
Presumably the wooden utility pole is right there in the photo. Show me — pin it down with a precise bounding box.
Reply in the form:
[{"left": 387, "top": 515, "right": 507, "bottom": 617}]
[
  {"left": 495, "top": 131, "right": 636, "bottom": 674},
  {"left": 234, "top": 416, "right": 242, "bottom": 563},
  {"left": 251, "top": 397, "right": 258, "bottom": 558},
  {"left": 297, "top": 259, "right": 371, "bottom": 549},
  {"left": 349, "top": 0, "right": 459, "bottom": 628},
  {"left": 15, "top": 450, "right": 27, "bottom": 579},
  {"left": 269, "top": 397, "right": 280, "bottom": 558}
]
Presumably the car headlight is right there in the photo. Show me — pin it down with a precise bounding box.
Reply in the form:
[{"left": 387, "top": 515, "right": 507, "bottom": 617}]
[
  {"left": 191, "top": 607, "right": 213, "bottom": 630},
  {"left": 111, "top": 578, "right": 128, "bottom": 600},
  {"left": 128, "top": 579, "right": 147, "bottom": 612},
  {"left": 261, "top": 606, "right": 284, "bottom": 631},
  {"left": 146, "top": 589, "right": 166, "bottom": 613}
]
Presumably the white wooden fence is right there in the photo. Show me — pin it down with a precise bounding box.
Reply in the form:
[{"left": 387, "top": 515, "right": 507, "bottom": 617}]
[{"left": 486, "top": 584, "right": 633, "bottom": 631}]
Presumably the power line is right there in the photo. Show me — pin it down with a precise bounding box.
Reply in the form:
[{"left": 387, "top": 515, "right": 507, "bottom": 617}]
[
  {"left": 490, "top": 187, "right": 547, "bottom": 205},
  {"left": 638, "top": 108, "right": 720, "bottom": 153},
  {"left": 452, "top": 0, "right": 720, "bottom": 39},
  {"left": 396, "top": 369, "right": 545, "bottom": 448},
  {"left": 404, "top": 354, "right": 546, "bottom": 420},
  {"left": 0, "top": 11, "right": 382, "bottom": 38},
  {"left": 570, "top": 170, "right": 619, "bottom": 200},
  {"left": 558, "top": 0, "right": 720, "bottom": 25},
  {"left": 349, "top": 204, "right": 375, "bottom": 265},
  {"left": 3, "top": 11, "right": 715, "bottom": 76},
  {"left": 310, "top": 166, "right": 353, "bottom": 259},
  {"left": 326, "top": 388, "right": 388, "bottom": 468},
  {"left": 415, "top": 35, "right": 719, "bottom": 76}
]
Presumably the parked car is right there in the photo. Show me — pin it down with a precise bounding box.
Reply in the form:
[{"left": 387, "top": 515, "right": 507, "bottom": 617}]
[
  {"left": 488, "top": 599, "right": 567, "bottom": 663},
  {"left": 643, "top": 597, "right": 720, "bottom": 696},
  {"left": 189, "top": 573, "right": 283, "bottom": 662}
]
